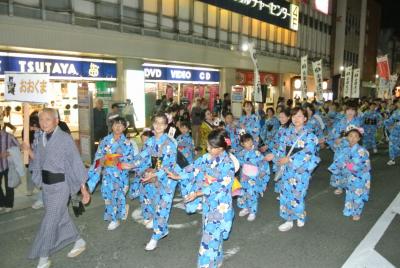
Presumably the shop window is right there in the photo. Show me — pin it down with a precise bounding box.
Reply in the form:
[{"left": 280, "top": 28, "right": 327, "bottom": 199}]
[
  {"left": 220, "top": 9, "right": 229, "bottom": 30},
  {"left": 290, "top": 31, "right": 297, "bottom": 47},
  {"left": 283, "top": 29, "right": 290, "bottom": 46},
  {"left": 123, "top": 0, "right": 139, "bottom": 9},
  {"left": 231, "top": 12, "right": 239, "bottom": 33},
  {"left": 162, "top": 0, "right": 175, "bottom": 17},
  {"left": 73, "top": 0, "right": 95, "bottom": 16},
  {"left": 207, "top": 5, "right": 217, "bottom": 27},
  {"left": 269, "top": 24, "right": 276, "bottom": 42},
  {"left": 178, "top": 0, "right": 190, "bottom": 20},
  {"left": 251, "top": 19, "right": 259, "bottom": 38},
  {"left": 143, "top": 0, "right": 157, "bottom": 13},
  {"left": 194, "top": 1, "right": 204, "bottom": 24},
  {"left": 15, "top": 0, "right": 39, "bottom": 7},
  {"left": 276, "top": 27, "right": 282, "bottom": 43},
  {"left": 242, "top": 16, "right": 249, "bottom": 35},
  {"left": 261, "top": 22, "right": 267, "bottom": 40}
]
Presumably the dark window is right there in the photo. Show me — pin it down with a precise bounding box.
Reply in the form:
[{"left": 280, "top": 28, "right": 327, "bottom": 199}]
[{"left": 309, "top": 17, "right": 313, "bottom": 28}]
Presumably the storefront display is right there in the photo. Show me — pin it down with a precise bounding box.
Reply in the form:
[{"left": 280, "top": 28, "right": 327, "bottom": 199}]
[
  {"left": 0, "top": 52, "right": 117, "bottom": 135},
  {"left": 143, "top": 63, "right": 220, "bottom": 115}
]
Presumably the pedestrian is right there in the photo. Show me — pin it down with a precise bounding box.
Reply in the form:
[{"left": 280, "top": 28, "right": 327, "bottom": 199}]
[
  {"left": 0, "top": 124, "right": 20, "bottom": 213},
  {"left": 361, "top": 102, "right": 383, "bottom": 153},
  {"left": 2, "top": 106, "right": 17, "bottom": 134},
  {"left": 25, "top": 108, "right": 90, "bottom": 268},
  {"left": 123, "top": 99, "right": 140, "bottom": 136},
  {"left": 123, "top": 113, "right": 177, "bottom": 251},
  {"left": 235, "top": 133, "right": 270, "bottom": 221},
  {"left": 191, "top": 98, "right": 203, "bottom": 148},
  {"left": 221, "top": 93, "right": 231, "bottom": 117},
  {"left": 199, "top": 109, "right": 215, "bottom": 154},
  {"left": 169, "top": 129, "right": 235, "bottom": 268},
  {"left": 239, "top": 101, "right": 261, "bottom": 147},
  {"left": 270, "top": 107, "right": 320, "bottom": 231},
  {"left": 213, "top": 94, "right": 222, "bottom": 116},
  {"left": 384, "top": 100, "right": 400, "bottom": 165},
  {"left": 87, "top": 116, "right": 138, "bottom": 230},
  {"left": 93, "top": 99, "right": 108, "bottom": 143},
  {"left": 328, "top": 127, "right": 371, "bottom": 221}
]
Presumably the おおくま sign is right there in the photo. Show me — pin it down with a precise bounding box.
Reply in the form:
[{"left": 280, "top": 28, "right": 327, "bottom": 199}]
[{"left": 4, "top": 72, "right": 50, "bottom": 103}]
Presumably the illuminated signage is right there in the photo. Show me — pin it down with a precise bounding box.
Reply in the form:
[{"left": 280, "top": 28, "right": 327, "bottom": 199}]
[
  {"left": 314, "top": 0, "right": 329, "bottom": 15},
  {"left": 0, "top": 53, "right": 116, "bottom": 80},
  {"left": 198, "top": 0, "right": 299, "bottom": 31},
  {"left": 143, "top": 65, "right": 220, "bottom": 83}
]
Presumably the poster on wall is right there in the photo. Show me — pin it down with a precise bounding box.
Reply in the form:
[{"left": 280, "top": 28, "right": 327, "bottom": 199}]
[
  {"left": 351, "top": 68, "right": 360, "bottom": 98},
  {"left": 343, "top": 66, "right": 353, "bottom": 98},
  {"left": 300, "top": 56, "right": 308, "bottom": 99},
  {"left": 312, "top": 59, "right": 323, "bottom": 101},
  {"left": 4, "top": 72, "right": 50, "bottom": 103}
]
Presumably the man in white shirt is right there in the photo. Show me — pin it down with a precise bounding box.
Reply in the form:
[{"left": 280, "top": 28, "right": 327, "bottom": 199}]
[{"left": 123, "top": 99, "right": 139, "bottom": 136}]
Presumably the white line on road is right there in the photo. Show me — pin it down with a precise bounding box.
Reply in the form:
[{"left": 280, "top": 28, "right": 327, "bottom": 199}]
[{"left": 342, "top": 192, "right": 400, "bottom": 268}]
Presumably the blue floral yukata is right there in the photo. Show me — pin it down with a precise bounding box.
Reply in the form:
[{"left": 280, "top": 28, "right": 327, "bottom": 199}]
[
  {"left": 182, "top": 151, "right": 235, "bottom": 268},
  {"left": 132, "top": 134, "right": 177, "bottom": 240},
  {"left": 384, "top": 109, "right": 400, "bottom": 161},
  {"left": 261, "top": 116, "right": 280, "bottom": 150},
  {"left": 225, "top": 123, "right": 240, "bottom": 153},
  {"left": 361, "top": 110, "right": 383, "bottom": 150},
  {"left": 235, "top": 148, "right": 270, "bottom": 214},
  {"left": 176, "top": 132, "right": 195, "bottom": 164},
  {"left": 328, "top": 142, "right": 371, "bottom": 217},
  {"left": 276, "top": 126, "right": 320, "bottom": 222},
  {"left": 271, "top": 125, "right": 289, "bottom": 192},
  {"left": 87, "top": 133, "right": 137, "bottom": 222},
  {"left": 239, "top": 114, "right": 260, "bottom": 147}
]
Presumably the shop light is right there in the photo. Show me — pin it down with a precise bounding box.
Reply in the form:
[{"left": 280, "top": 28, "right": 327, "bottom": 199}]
[
  {"left": 241, "top": 43, "right": 250, "bottom": 52},
  {"left": 294, "top": 79, "right": 301, "bottom": 89},
  {"left": 322, "top": 81, "right": 328, "bottom": 90},
  {"left": 339, "top": 66, "right": 345, "bottom": 72},
  {"left": 142, "top": 63, "right": 219, "bottom": 72}
]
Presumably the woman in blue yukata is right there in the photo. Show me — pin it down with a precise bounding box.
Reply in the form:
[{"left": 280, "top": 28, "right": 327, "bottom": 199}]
[
  {"left": 361, "top": 102, "right": 383, "bottom": 154},
  {"left": 261, "top": 107, "right": 280, "bottom": 151},
  {"left": 124, "top": 113, "right": 177, "bottom": 251},
  {"left": 270, "top": 108, "right": 291, "bottom": 196},
  {"left": 224, "top": 112, "right": 240, "bottom": 153},
  {"left": 328, "top": 127, "right": 371, "bottom": 221},
  {"left": 168, "top": 129, "right": 235, "bottom": 268},
  {"left": 239, "top": 101, "right": 260, "bottom": 148},
  {"left": 176, "top": 120, "right": 195, "bottom": 164},
  {"left": 384, "top": 100, "right": 400, "bottom": 166},
  {"left": 303, "top": 103, "right": 326, "bottom": 149},
  {"left": 327, "top": 103, "right": 362, "bottom": 195},
  {"left": 268, "top": 107, "right": 320, "bottom": 232},
  {"left": 235, "top": 134, "right": 270, "bottom": 221},
  {"left": 87, "top": 116, "right": 138, "bottom": 230}
]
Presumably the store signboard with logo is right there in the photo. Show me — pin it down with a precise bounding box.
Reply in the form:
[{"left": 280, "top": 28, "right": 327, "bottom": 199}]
[
  {"left": 4, "top": 72, "right": 50, "bottom": 103},
  {"left": 198, "top": 0, "right": 299, "bottom": 31},
  {"left": 143, "top": 64, "right": 220, "bottom": 83},
  {"left": 236, "top": 70, "right": 278, "bottom": 86},
  {"left": 0, "top": 53, "right": 116, "bottom": 80}
]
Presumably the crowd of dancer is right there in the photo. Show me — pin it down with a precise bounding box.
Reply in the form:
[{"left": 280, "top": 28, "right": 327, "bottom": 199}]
[{"left": 25, "top": 96, "right": 400, "bottom": 268}]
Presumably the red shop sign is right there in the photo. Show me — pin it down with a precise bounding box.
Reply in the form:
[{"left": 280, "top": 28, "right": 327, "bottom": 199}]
[{"left": 235, "top": 70, "right": 278, "bottom": 86}]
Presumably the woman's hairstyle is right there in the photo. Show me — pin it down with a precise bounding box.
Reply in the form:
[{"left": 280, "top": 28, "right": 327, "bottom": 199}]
[
  {"left": 290, "top": 107, "right": 308, "bottom": 121},
  {"left": 111, "top": 116, "right": 128, "bottom": 128},
  {"left": 179, "top": 120, "right": 190, "bottom": 129},
  {"left": 242, "top": 100, "right": 255, "bottom": 115},
  {"left": 240, "top": 133, "right": 253, "bottom": 144},
  {"left": 152, "top": 113, "right": 168, "bottom": 124},
  {"left": 224, "top": 112, "right": 233, "bottom": 118},
  {"left": 280, "top": 108, "right": 292, "bottom": 128},
  {"left": 266, "top": 107, "right": 275, "bottom": 115},
  {"left": 207, "top": 129, "right": 229, "bottom": 150},
  {"left": 303, "top": 103, "right": 315, "bottom": 115}
]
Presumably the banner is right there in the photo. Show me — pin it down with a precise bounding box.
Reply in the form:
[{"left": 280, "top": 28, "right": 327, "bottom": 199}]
[
  {"left": 4, "top": 72, "right": 50, "bottom": 103},
  {"left": 248, "top": 45, "right": 263, "bottom": 103},
  {"left": 376, "top": 55, "right": 390, "bottom": 80},
  {"left": 389, "top": 74, "right": 398, "bottom": 96},
  {"left": 378, "top": 78, "right": 390, "bottom": 99},
  {"left": 312, "top": 59, "right": 323, "bottom": 100},
  {"left": 301, "top": 55, "right": 308, "bottom": 99},
  {"left": 343, "top": 66, "right": 352, "bottom": 97},
  {"left": 351, "top": 68, "right": 360, "bottom": 98}
]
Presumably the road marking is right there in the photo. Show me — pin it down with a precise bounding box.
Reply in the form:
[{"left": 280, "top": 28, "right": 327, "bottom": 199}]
[
  {"left": 224, "top": 247, "right": 240, "bottom": 260},
  {"left": 170, "top": 220, "right": 198, "bottom": 229},
  {"left": 342, "top": 192, "right": 400, "bottom": 268}
]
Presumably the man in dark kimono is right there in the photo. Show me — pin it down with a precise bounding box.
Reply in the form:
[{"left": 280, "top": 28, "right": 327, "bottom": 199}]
[{"left": 25, "top": 108, "right": 90, "bottom": 268}]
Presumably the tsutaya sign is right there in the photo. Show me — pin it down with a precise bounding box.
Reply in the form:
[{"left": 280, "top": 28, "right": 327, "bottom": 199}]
[
  {"left": 0, "top": 52, "right": 117, "bottom": 80},
  {"left": 198, "top": 0, "right": 299, "bottom": 31},
  {"left": 143, "top": 64, "right": 220, "bottom": 83}
]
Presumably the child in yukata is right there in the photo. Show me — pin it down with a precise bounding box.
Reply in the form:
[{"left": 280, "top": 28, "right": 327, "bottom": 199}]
[
  {"left": 328, "top": 127, "right": 371, "bottom": 221},
  {"left": 87, "top": 117, "right": 137, "bottom": 230},
  {"left": 235, "top": 134, "right": 270, "bottom": 221}
]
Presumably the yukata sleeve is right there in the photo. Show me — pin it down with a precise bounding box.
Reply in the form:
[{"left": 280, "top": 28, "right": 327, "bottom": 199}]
[
  {"left": 384, "top": 114, "right": 396, "bottom": 128},
  {"left": 29, "top": 135, "right": 42, "bottom": 188},
  {"left": 132, "top": 141, "right": 152, "bottom": 176},
  {"left": 156, "top": 141, "right": 177, "bottom": 185},
  {"left": 256, "top": 151, "right": 270, "bottom": 184},
  {"left": 87, "top": 138, "right": 107, "bottom": 192},
  {"left": 64, "top": 135, "right": 88, "bottom": 194}
]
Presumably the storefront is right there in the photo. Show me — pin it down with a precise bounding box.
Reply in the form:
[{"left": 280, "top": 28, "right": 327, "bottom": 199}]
[
  {"left": 143, "top": 63, "right": 220, "bottom": 118},
  {"left": 235, "top": 69, "right": 279, "bottom": 105},
  {"left": 0, "top": 52, "right": 117, "bottom": 134}
]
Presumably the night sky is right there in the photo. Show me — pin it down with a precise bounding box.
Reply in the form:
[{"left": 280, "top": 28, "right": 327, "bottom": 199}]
[{"left": 380, "top": 0, "right": 400, "bottom": 32}]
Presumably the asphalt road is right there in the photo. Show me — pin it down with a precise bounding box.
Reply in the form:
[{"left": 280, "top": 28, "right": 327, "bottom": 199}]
[{"left": 1, "top": 147, "right": 399, "bottom": 268}]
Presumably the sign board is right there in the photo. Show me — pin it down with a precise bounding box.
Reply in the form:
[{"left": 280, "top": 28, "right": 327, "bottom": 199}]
[
  {"left": 198, "top": 0, "right": 299, "bottom": 31},
  {"left": 231, "top": 86, "right": 244, "bottom": 103},
  {"left": 143, "top": 65, "right": 220, "bottom": 83},
  {"left": 351, "top": 68, "right": 360, "bottom": 98},
  {"left": 4, "top": 72, "right": 50, "bottom": 103},
  {"left": 0, "top": 52, "right": 116, "bottom": 80},
  {"left": 376, "top": 55, "right": 390, "bottom": 81},
  {"left": 312, "top": 59, "right": 323, "bottom": 100},
  {"left": 343, "top": 66, "right": 353, "bottom": 97},
  {"left": 300, "top": 55, "right": 308, "bottom": 98}
]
